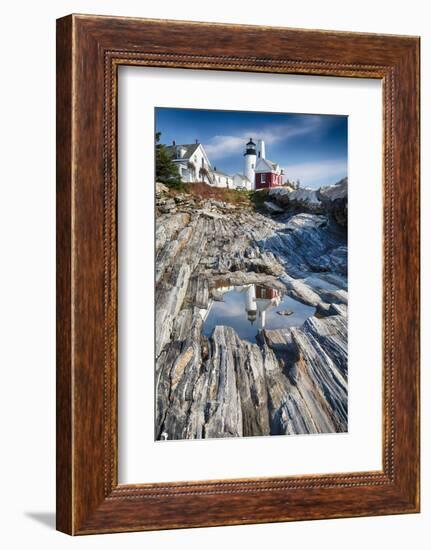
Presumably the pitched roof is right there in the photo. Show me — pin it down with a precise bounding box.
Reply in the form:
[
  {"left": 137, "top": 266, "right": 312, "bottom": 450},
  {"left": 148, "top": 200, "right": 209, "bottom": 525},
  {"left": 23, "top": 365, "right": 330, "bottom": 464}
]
[
  {"left": 210, "top": 169, "right": 231, "bottom": 178},
  {"left": 255, "top": 158, "right": 280, "bottom": 173},
  {"left": 165, "top": 143, "right": 201, "bottom": 160}
]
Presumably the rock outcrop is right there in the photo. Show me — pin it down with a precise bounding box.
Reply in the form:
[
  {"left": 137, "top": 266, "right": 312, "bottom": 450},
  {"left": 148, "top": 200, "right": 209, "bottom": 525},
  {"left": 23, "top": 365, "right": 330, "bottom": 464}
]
[
  {"left": 155, "top": 181, "right": 348, "bottom": 440},
  {"left": 268, "top": 177, "right": 347, "bottom": 226}
]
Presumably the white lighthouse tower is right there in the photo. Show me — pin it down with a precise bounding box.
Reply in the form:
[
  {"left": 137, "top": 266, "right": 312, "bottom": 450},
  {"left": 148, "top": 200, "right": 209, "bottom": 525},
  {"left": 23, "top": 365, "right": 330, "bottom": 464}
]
[{"left": 243, "top": 138, "right": 256, "bottom": 189}]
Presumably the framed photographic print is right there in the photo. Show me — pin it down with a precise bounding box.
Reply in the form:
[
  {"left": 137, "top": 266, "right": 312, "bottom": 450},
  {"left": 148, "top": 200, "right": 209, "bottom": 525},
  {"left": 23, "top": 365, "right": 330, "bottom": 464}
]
[{"left": 56, "top": 14, "right": 420, "bottom": 534}]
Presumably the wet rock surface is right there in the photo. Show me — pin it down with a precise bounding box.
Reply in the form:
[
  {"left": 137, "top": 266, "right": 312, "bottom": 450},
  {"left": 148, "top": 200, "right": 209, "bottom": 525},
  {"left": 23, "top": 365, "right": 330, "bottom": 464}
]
[{"left": 155, "top": 181, "right": 348, "bottom": 440}]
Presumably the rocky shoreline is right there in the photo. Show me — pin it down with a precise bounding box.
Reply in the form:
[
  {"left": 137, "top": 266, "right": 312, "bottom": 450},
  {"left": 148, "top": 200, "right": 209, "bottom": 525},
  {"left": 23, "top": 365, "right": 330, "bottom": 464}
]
[{"left": 155, "top": 179, "right": 348, "bottom": 440}]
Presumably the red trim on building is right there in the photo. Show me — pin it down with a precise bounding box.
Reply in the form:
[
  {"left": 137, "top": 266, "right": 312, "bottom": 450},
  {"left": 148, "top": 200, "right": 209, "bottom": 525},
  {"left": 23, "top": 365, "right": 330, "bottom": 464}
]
[
  {"left": 255, "top": 172, "right": 283, "bottom": 189},
  {"left": 255, "top": 286, "right": 279, "bottom": 299}
]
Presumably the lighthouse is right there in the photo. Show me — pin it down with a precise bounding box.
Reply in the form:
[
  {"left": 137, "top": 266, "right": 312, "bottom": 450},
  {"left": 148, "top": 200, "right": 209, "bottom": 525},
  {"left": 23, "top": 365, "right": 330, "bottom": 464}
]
[
  {"left": 243, "top": 138, "right": 256, "bottom": 188},
  {"left": 244, "top": 285, "right": 257, "bottom": 325}
]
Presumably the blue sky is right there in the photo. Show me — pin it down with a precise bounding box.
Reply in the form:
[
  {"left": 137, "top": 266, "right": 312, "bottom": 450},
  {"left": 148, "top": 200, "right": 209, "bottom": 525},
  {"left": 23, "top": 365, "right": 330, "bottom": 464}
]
[{"left": 155, "top": 107, "right": 347, "bottom": 189}]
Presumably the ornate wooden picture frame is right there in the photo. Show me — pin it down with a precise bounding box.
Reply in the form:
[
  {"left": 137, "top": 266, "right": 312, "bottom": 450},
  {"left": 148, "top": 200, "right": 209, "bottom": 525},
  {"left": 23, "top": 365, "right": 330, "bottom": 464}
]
[{"left": 56, "top": 14, "right": 420, "bottom": 534}]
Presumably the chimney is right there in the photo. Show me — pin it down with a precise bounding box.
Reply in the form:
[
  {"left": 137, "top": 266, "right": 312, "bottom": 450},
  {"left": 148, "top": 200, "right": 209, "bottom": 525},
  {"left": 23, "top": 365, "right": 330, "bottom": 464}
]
[
  {"left": 195, "top": 138, "right": 199, "bottom": 144},
  {"left": 257, "top": 140, "right": 266, "bottom": 160},
  {"left": 172, "top": 140, "right": 176, "bottom": 146}
]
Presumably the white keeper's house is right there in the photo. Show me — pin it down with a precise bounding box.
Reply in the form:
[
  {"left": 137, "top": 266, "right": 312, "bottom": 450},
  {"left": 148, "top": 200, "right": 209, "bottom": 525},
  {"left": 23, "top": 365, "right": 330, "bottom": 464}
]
[
  {"left": 165, "top": 137, "right": 285, "bottom": 191},
  {"left": 165, "top": 140, "right": 213, "bottom": 184}
]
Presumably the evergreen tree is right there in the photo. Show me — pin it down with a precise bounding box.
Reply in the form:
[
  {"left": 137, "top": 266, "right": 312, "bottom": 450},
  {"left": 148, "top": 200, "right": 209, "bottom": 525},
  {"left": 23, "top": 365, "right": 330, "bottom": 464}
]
[{"left": 155, "top": 132, "right": 182, "bottom": 185}]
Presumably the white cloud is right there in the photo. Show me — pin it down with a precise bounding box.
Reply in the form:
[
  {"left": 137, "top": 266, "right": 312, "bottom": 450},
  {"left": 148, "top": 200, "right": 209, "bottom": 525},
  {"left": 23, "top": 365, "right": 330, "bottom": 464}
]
[
  {"left": 283, "top": 159, "right": 347, "bottom": 189},
  {"left": 204, "top": 116, "right": 325, "bottom": 160},
  {"left": 204, "top": 135, "right": 245, "bottom": 159}
]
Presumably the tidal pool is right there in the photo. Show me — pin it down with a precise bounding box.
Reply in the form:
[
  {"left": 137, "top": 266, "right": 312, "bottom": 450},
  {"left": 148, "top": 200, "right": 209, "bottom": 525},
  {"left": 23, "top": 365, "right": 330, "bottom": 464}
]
[{"left": 202, "top": 284, "right": 315, "bottom": 344}]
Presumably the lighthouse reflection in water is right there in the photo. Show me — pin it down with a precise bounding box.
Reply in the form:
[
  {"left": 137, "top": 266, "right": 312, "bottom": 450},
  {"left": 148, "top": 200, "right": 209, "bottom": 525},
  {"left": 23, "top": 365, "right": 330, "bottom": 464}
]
[{"left": 202, "top": 284, "right": 315, "bottom": 344}]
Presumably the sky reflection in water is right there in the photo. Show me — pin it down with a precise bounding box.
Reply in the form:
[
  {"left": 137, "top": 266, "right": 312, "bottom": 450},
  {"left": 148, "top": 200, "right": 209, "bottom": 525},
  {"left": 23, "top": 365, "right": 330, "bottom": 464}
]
[{"left": 203, "top": 284, "right": 315, "bottom": 344}]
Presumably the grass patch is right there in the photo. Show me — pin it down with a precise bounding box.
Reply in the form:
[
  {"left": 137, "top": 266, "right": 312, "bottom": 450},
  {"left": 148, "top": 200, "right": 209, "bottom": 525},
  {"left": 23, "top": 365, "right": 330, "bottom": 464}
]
[
  {"left": 173, "top": 181, "right": 252, "bottom": 207},
  {"left": 164, "top": 179, "right": 188, "bottom": 193},
  {"left": 164, "top": 181, "right": 273, "bottom": 211}
]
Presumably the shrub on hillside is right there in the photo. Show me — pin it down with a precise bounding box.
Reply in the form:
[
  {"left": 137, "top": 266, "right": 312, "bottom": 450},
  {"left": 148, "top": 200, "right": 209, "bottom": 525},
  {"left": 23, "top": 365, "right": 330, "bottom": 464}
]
[{"left": 155, "top": 132, "right": 182, "bottom": 187}]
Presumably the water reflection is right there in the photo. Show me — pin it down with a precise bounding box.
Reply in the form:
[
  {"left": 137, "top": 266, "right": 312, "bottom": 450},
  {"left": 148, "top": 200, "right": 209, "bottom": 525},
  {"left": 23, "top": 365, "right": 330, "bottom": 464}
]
[{"left": 202, "top": 284, "right": 315, "bottom": 344}]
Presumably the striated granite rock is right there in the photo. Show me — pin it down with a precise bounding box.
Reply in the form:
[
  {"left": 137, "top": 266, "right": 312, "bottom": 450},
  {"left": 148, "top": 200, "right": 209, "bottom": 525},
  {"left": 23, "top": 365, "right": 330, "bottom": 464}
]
[
  {"left": 267, "top": 177, "right": 348, "bottom": 227},
  {"left": 319, "top": 178, "right": 348, "bottom": 227},
  {"left": 269, "top": 186, "right": 323, "bottom": 213},
  {"left": 263, "top": 201, "right": 284, "bottom": 215},
  {"left": 264, "top": 313, "right": 347, "bottom": 434},
  {"left": 319, "top": 177, "right": 347, "bottom": 203},
  {"left": 154, "top": 183, "right": 348, "bottom": 440},
  {"left": 156, "top": 323, "right": 347, "bottom": 440}
]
